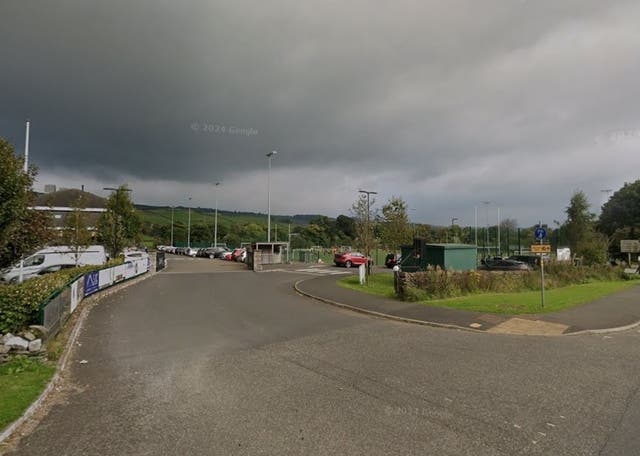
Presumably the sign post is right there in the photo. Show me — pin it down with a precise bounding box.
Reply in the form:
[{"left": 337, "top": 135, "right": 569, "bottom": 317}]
[
  {"left": 532, "top": 225, "right": 549, "bottom": 308},
  {"left": 620, "top": 240, "right": 640, "bottom": 267}
]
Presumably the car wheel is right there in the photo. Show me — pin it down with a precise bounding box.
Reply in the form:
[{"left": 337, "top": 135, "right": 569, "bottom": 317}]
[
  {"left": 209, "top": 254, "right": 214, "bottom": 259},
  {"left": 345, "top": 260, "right": 352, "bottom": 268}
]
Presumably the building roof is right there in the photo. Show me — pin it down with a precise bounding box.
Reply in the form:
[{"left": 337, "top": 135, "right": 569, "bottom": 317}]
[{"left": 34, "top": 189, "right": 106, "bottom": 208}]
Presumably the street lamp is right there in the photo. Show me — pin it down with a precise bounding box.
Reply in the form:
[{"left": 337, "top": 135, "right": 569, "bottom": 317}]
[
  {"left": 187, "top": 197, "right": 192, "bottom": 248},
  {"left": 18, "top": 121, "right": 31, "bottom": 283},
  {"left": 266, "top": 150, "right": 277, "bottom": 242},
  {"left": 170, "top": 205, "right": 174, "bottom": 247},
  {"left": 482, "top": 201, "right": 491, "bottom": 258},
  {"left": 358, "top": 189, "right": 377, "bottom": 275},
  {"left": 450, "top": 217, "right": 458, "bottom": 243},
  {"left": 214, "top": 182, "right": 221, "bottom": 247}
]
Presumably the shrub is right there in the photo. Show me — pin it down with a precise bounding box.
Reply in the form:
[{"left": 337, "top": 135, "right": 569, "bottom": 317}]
[
  {"left": 399, "top": 262, "right": 630, "bottom": 301},
  {"left": 0, "top": 261, "right": 122, "bottom": 333}
]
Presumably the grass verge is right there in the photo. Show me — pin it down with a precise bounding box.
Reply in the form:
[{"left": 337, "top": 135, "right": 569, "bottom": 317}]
[
  {"left": 0, "top": 356, "right": 55, "bottom": 431},
  {"left": 338, "top": 274, "right": 639, "bottom": 314}
]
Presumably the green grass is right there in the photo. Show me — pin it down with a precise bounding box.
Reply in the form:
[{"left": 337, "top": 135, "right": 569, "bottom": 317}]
[
  {"left": 338, "top": 274, "right": 639, "bottom": 314},
  {"left": 0, "top": 356, "right": 55, "bottom": 431},
  {"left": 339, "top": 273, "right": 397, "bottom": 298}
]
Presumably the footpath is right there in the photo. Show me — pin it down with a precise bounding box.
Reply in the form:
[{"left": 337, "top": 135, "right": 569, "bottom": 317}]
[{"left": 295, "top": 273, "right": 640, "bottom": 336}]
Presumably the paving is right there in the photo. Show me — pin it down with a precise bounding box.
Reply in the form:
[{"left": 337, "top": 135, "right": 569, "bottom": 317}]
[
  {"left": 295, "top": 269, "right": 640, "bottom": 335},
  {"left": 4, "top": 259, "right": 640, "bottom": 455}
]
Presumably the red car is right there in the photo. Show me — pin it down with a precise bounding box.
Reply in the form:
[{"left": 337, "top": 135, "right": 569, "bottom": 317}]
[
  {"left": 334, "top": 252, "right": 370, "bottom": 268},
  {"left": 231, "top": 248, "right": 246, "bottom": 262}
]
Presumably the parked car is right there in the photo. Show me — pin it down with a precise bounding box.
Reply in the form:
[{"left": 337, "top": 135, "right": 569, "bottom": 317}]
[
  {"left": 480, "top": 258, "right": 531, "bottom": 271},
  {"left": 384, "top": 253, "right": 402, "bottom": 268},
  {"left": 334, "top": 252, "right": 370, "bottom": 268},
  {"left": 222, "top": 251, "right": 233, "bottom": 261},
  {"left": 185, "top": 247, "right": 198, "bottom": 257},
  {"left": 212, "top": 247, "right": 230, "bottom": 258},
  {"left": 508, "top": 255, "right": 540, "bottom": 268},
  {"left": 1, "top": 245, "right": 107, "bottom": 283},
  {"left": 231, "top": 248, "right": 246, "bottom": 262}
]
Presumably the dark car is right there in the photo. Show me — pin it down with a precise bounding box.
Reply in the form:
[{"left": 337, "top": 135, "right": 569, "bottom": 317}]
[
  {"left": 384, "top": 253, "right": 401, "bottom": 268},
  {"left": 508, "top": 255, "right": 540, "bottom": 268},
  {"left": 480, "top": 258, "right": 531, "bottom": 271}
]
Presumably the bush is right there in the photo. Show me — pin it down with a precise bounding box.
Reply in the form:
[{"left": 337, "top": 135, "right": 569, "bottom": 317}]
[
  {"left": 0, "top": 261, "right": 122, "bottom": 333},
  {"left": 401, "top": 262, "right": 630, "bottom": 301}
]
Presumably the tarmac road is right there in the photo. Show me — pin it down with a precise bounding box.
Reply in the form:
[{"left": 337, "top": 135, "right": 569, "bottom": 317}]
[{"left": 6, "top": 258, "right": 640, "bottom": 455}]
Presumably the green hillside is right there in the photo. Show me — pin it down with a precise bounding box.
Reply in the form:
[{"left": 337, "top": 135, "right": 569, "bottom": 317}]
[{"left": 137, "top": 206, "right": 308, "bottom": 228}]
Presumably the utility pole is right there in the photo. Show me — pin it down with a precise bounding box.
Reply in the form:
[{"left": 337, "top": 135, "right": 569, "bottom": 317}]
[
  {"left": 214, "top": 182, "right": 220, "bottom": 247},
  {"left": 266, "top": 151, "right": 277, "bottom": 242},
  {"left": 450, "top": 217, "right": 458, "bottom": 243},
  {"left": 18, "top": 121, "right": 31, "bottom": 283},
  {"left": 359, "top": 189, "right": 377, "bottom": 276},
  {"left": 482, "top": 201, "right": 491, "bottom": 258},
  {"left": 170, "top": 206, "right": 174, "bottom": 246},
  {"left": 187, "top": 197, "right": 192, "bottom": 248}
]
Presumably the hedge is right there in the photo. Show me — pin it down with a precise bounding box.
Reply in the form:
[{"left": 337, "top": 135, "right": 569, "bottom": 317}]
[
  {"left": 402, "top": 262, "right": 633, "bottom": 301},
  {"left": 0, "top": 261, "right": 122, "bottom": 333}
]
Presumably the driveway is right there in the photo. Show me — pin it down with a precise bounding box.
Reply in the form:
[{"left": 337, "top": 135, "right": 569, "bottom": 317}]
[{"left": 6, "top": 259, "right": 640, "bottom": 455}]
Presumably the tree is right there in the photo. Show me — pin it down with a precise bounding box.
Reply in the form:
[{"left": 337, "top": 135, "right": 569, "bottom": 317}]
[
  {"left": 0, "top": 137, "right": 53, "bottom": 268},
  {"left": 599, "top": 180, "right": 640, "bottom": 254},
  {"left": 379, "top": 196, "right": 412, "bottom": 251},
  {"left": 351, "top": 193, "right": 377, "bottom": 262},
  {"left": 62, "top": 194, "right": 92, "bottom": 265},
  {"left": 97, "top": 186, "right": 141, "bottom": 258},
  {"left": 563, "top": 190, "right": 607, "bottom": 264},
  {"left": 565, "top": 191, "right": 592, "bottom": 255}
]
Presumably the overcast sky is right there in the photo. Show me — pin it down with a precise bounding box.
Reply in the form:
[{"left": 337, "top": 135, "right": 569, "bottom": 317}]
[{"left": 2, "top": 0, "right": 640, "bottom": 226}]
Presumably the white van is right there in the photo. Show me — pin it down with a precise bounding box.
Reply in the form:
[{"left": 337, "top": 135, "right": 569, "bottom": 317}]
[{"left": 1, "top": 245, "right": 107, "bottom": 283}]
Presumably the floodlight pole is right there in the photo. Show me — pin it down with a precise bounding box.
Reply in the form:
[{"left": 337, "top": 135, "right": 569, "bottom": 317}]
[
  {"left": 170, "top": 206, "right": 174, "bottom": 246},
  {"left": 187, "top": 197, "right": 192, "bottom": 248},
  {"left": 214, "top": 182, "right": 221, "bottom": 248},
  {"left": 266, "top": 151, "right": 277, "bottom": 242},
  {"left": 18, "top": 121, "right": 31, "bottom": 283}
]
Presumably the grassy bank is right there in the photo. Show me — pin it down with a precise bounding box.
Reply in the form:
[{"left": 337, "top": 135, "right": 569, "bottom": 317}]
[
  {"left": 338, "top": 273, "right": 638, "bottom": 314},
  {"left": 0, "top": 356, "right": 55, "bottom": 431}
]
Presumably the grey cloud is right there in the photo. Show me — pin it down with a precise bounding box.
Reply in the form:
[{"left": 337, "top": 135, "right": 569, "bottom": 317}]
[{"left": 2, "top": 0, "right": 640, "bottom": 225}]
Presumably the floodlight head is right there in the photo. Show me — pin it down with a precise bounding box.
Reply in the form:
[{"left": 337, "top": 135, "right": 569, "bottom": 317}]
[{"left": 266, "top": 150, "right": 277, "bottom": 157}]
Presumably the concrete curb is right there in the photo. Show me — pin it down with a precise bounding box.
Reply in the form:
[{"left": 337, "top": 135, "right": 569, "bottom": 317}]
[
  {"left": 293, "top": 277, "right": 640, "bottom": 337},
  {"left": 293, "top": 278, "right": 484, "bottom": 334},
  {"left": 0, "top": 270, "right": 155, "bottom": 446}
]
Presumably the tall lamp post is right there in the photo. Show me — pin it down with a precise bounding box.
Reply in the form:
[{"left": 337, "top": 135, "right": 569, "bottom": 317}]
[
  {"left": 18, "top": 121, "right": 31, "bottom": 283},
  {"left": 187, "top": 197, "right": 192, "bottom": 248},
  {"left": 358, "top": 189, "right": 377, "bottom": 275},
  {"left": 170, "top": 205, "right": 174, "bottom": 247},
  {"left": 214, "top": 182, "right": 221, "bottom": 247},
  {"left": 450, "top": 217, "right": 458, "bottom": 243},
  {"left": 482, "top": 201, "right": 491, "bottom": 258},
  {"left": 266, "top": 150, "right": 277, "bottom": 242}
]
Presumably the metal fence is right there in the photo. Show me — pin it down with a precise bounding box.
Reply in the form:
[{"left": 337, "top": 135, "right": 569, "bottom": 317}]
[{"left": 40, "top": 257, "right": 150, "bottom": 337}]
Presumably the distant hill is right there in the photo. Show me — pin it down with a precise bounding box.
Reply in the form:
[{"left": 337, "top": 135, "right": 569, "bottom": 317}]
[{"left": 135, "top": 204, "right": 325, "bottom": 227}]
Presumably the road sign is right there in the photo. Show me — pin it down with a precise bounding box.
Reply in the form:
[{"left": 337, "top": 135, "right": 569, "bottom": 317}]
[
  {"left": 531, "top": 244, "right": 551, "bottom": 253},
  {"left": 534, "top": 227, "right": 547, "bottom": 240},
  {"left": 620, "top": 240, "right": 640, "bottom": 253}
]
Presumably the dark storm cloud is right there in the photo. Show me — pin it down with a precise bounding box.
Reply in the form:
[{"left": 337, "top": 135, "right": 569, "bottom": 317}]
[{"left": 2, "top": 0, "right": 640, "bottom": 224}]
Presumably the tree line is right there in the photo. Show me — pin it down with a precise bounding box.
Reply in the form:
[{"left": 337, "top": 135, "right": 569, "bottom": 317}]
[{"left": 2, "top": 133, "right": 639, "bottom": 267}]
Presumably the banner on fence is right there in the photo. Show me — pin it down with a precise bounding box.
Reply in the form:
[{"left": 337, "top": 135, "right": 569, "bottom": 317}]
[{"left": 84, "top": 271, "right": 100, "bottom": 297}]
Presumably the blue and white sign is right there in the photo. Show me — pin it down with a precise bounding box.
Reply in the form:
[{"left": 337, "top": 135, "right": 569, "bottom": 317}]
[
  {"left": 534, "top": 227, "right": 547, "bottom": 240},
  {"left": 84, "top": 271, "right": 100, "bottom": 297}
]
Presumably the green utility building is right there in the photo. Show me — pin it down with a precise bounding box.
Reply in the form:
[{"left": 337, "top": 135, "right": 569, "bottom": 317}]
[
  {"left": 421, "top": 243, "right": 477, "bottom": 271},
  {"left": 400, "top": 240, "right": 477, "bottom": 271}
]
